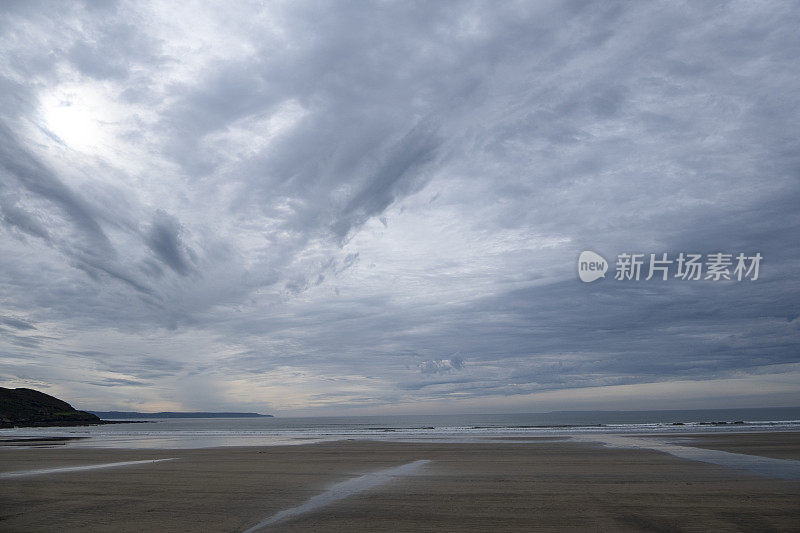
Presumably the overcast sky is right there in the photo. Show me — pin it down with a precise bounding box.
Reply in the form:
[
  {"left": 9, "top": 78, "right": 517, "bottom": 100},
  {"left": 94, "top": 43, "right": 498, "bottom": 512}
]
[{"left": 0, "top": 1, "right": 798, "bottom": 415}]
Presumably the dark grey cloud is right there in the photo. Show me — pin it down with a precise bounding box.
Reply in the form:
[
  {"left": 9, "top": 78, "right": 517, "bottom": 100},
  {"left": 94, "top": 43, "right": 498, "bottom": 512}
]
[
  {"left": 0, "top": 316, "right": 36, "bottom": 330},
  {"left": 0, "top": 0, "right": 798, "bottom": 414},
  {"left": 145, "top": 210, "right": 195, "bottom": 276}
]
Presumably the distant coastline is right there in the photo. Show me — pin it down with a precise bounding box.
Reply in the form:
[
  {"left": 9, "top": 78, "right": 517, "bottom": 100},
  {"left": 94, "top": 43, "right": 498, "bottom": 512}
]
[{"left": 89, "top": 411, "right": 273, "bottom": 419}]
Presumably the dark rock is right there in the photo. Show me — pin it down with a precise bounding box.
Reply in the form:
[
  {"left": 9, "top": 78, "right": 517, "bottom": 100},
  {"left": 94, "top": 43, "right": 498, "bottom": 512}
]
[{"left": 0, "top": 387, "right": 102, "bottom": 428}]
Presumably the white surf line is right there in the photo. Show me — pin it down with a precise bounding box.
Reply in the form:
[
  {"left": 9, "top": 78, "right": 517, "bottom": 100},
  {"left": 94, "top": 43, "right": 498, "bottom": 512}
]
[
  {"left": 243, "top": 459, "right": 431, "bottom": 532},
  {"left": 576, "top": 434, "right": 800, "bottom": 480},
  {"left": 0, "top": 458, "right": 177, "bottom": 479}
]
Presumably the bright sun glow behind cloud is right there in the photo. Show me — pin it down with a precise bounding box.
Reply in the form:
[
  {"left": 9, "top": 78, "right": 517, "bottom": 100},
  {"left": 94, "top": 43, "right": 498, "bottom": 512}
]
[{"left": 39, "top": 84, "right": 113, "bottom": 152}]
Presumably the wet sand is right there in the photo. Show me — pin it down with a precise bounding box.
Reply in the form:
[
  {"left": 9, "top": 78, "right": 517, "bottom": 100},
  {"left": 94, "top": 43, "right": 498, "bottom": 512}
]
[
  {"left": 0, "top": 433, "right": 799, "bottom": 532},
  {"left": 675, "top": 432, "right": 800, "bottom": 461}
]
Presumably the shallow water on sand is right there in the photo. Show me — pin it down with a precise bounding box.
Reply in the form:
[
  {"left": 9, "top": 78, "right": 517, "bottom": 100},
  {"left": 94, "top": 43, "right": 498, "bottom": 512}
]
[
  {"left": 579, "top": 434, "right": 800, "bottom": 480},
  {"left": 242, "top": 460, "right": 431, "bottom": 532},
  {"left": 0, "top": 458, "right": 177, "bottom": 478}
]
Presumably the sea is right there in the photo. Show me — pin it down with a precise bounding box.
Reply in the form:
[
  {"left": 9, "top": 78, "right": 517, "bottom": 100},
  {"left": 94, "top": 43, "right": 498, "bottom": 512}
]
[{"left": 2, "top": 407, "right": 799, "bottom": 449}]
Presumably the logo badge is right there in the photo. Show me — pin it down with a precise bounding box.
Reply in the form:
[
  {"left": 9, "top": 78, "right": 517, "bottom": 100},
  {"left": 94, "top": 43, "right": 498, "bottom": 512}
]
[{"left": 578, "top": 251, "right": 608, "bottom": 282}]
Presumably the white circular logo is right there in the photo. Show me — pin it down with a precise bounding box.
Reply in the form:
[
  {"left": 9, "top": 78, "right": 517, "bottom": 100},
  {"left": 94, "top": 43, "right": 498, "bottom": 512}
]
[{"left": 578, "top": 251, "right": 608, "bottom": 282}]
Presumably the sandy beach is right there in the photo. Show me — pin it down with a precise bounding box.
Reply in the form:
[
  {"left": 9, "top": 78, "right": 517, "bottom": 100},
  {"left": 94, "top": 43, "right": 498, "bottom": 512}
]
[{"left": 0, "top": 432, "right": 798, "bottom": 532}]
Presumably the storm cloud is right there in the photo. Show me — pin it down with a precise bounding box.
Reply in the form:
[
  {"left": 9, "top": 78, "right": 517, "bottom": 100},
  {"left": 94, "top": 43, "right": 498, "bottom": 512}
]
[{"left": 0, "top": 1, "right": 798, "bottom": 415}]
